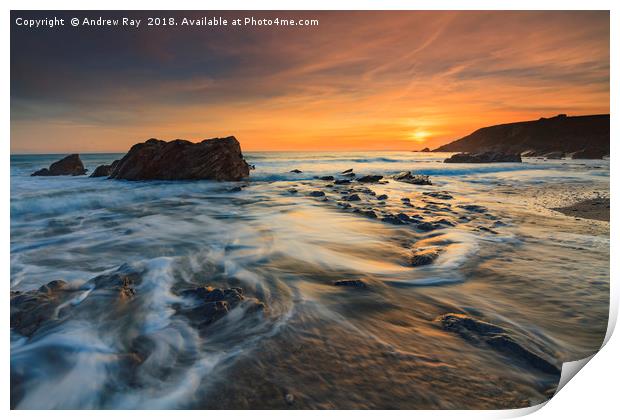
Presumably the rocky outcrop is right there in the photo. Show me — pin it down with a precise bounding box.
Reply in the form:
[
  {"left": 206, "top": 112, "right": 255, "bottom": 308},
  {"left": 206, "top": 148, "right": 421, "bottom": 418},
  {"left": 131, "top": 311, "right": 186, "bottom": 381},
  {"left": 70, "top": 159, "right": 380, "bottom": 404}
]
[
  {"left": 393, "top": 171, "right": 432, "bottom": 185},
  {"left": 31, "top": 154, "right": 87, "bottom": 176},
  {"left": 434, "top": 114, "right": 609, "bottom": 159},
  {"left": 10, "top": 270, "right": 140, "bottom": 337},
  {"left": 444, "top": 152, "right": 522, "bottom": 163},
  {"left": 176, "top": 285, "right": 264, "bottom": 329},
  {"left": 90, "top": 160, "right": 120, "bottom": 178},
  {"left": 109, "top": 137, "right": 250, "bottom": 181},
  {"left": 437, "top": 313, "right": 560, "bottom": 375}
]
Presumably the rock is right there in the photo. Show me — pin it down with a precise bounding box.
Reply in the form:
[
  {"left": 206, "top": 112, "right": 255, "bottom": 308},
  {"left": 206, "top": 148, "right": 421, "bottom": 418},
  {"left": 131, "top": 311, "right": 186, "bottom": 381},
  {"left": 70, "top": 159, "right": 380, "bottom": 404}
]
[
  {"left": 376, "top": 194, "right": 388, "bottom": 200},
  {"left": 31, "top": 154, "right": 87, "bottom": 176},
  {"left": 437, "top": 313, "right": 560, "bottom": 375},
  {"left": 90, "top": 160, "right": 120, "bottom": 178},
  {"left": 357, "top": 175, "right": 383, "bottom": 183},
  {"left": 333, "top": 280, "right": 367, "bottom": 288},
  {"left": 400, "top": 198, "right": 411, "bottom": 202},
  {"left": 109, "top": 137, "right": 250, "bottom": 181},
  {"left": 381, "top": 214, "right": 406, "bottom": 225},
  {"left": 420, "top": 147, "right": 431, "bottom": 152},
  {"left": 411, "top": 248, "right": 440, "bottom": 266},
  {"left": 416, "top": 222, "right": 439, "bottom": 231},
  {"left": 360, "top": 210, "right": 377, "bottom": 218},
  {"left": 334, "top": 179, "right": 351, "bottom": 185},
  {"left": 285, "top": 393, "right": 295, "bottom": 405},
  {"left": 444, "top": 152, "right": 522, "bottom": 163},
  {"left": 458, "top": 204, "right": 488, "bottom": 213},
  {"left": 11, "top": 269, "right": 141, "bottom": 337},
  {"left": 341, "top": 168, "right": 353, "bottom": 174},
  {"left": 290, "top": 169, "right": 303, "bottom": 173},
  {"left": 11, "top": 280, "right": 71, "bottom": 336},
  {"left": 309, "top": 191, "right": 325, "bottom": 197},
  {"left": 178, "top": 285, "right": 264, "bottom": 328},
  {"left": 423, "top": 191, "right": 453, "bottom": 200},
  {"left": 288, "top": 188, "right": 298, "bottom": 194},
  {"left": 393, "top": 171, "right": 432, "bottom": 185},
  {"left": 319, "top": 176, "right": 335, "bottom": 181},
  {"left": 396, "top": 213, "right": 411, "bottom": 222},
  {"left": 338, "top": 202, "right": 352, "bottom": 209},
  {"left": 344, "top": 194, "right": 361, "bottom": 201}
]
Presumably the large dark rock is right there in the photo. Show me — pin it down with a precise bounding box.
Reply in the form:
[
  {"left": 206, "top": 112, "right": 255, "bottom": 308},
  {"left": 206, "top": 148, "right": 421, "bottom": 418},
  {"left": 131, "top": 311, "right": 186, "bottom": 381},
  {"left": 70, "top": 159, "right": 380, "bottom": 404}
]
[
  {"left": 90, "top": 160, "right": 120, "bottom": 178},
  {"left": 434, "top": 114, "right": 609, "bottom": 159},
  {"left": 109, "top": 137, "right": 250, "bottom": 181},
  {"left": 444, "top": 152, "right": 522, "bottom": 163},
  {"left": 31, "top": 154, "right": 87, "bottom": 176}
]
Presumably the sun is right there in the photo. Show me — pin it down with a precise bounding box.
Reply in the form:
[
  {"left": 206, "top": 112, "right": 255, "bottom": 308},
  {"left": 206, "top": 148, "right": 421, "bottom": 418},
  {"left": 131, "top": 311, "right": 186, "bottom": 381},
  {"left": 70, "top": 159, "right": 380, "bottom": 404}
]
[{"left": 408, "top": 129, "right": 432, "bottom": 143}]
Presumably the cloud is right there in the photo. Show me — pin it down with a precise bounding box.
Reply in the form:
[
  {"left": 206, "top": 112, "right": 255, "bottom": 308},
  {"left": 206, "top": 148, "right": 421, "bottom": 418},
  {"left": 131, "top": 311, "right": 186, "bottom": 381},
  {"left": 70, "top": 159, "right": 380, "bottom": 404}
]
[{"left": 10, "top": 10, "right": 609, "bottom": 152}]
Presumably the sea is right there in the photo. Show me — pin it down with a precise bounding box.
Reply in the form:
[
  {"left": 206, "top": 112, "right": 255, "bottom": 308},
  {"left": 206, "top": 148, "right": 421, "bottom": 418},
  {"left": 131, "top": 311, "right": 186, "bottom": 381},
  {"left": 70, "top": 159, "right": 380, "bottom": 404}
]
[{"left": 10, "top": 151, "right": 610, "bottom": 409}]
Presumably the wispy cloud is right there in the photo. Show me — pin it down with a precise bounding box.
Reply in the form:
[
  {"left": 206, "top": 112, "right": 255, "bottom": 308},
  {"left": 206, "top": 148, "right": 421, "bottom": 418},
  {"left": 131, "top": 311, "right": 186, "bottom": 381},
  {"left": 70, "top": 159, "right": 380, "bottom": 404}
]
[{"left": 11, "top": 11, "right": 609, "bottom": 152}]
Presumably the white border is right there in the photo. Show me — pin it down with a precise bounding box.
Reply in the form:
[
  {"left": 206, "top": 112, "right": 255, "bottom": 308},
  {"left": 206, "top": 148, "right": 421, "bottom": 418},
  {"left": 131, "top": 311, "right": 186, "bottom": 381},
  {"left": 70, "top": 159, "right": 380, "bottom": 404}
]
[{"left": 3, "top": 1, "right": 617, "bottom": 419}]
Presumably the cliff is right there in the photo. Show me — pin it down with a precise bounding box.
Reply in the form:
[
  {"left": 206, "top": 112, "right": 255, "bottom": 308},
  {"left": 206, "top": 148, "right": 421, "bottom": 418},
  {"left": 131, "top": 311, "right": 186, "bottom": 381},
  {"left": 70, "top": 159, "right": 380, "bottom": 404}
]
[{"left": 433, "top": 114, "right": 609, "bottom": 158}]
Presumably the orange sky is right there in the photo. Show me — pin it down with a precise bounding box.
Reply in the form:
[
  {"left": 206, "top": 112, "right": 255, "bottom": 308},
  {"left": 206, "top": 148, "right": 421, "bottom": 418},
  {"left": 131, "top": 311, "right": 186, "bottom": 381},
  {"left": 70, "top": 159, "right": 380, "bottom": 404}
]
[{"left": 11, "top": 11, "right": 609, "bottom": 153}]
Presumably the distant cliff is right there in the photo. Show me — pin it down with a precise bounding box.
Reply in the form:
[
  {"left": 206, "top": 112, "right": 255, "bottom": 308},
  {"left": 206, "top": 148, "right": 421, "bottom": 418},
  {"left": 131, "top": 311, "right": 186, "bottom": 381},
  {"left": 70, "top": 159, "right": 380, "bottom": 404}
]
[{"left": 433, "top": 114, "right": 610, "bottom": 158}]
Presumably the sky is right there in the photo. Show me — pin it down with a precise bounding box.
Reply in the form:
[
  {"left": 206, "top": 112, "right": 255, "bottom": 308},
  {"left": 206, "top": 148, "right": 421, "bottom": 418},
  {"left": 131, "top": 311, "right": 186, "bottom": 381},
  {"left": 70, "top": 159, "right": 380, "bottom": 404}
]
[{"left": 11, "top": 11, "right": 609, "bottom": 153}]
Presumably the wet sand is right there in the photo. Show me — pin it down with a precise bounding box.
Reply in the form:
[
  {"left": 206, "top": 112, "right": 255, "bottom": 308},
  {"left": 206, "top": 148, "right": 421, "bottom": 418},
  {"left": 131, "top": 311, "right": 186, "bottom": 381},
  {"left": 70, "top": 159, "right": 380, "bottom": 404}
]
[{"left": 552, "top": 198, "right": 610, "bottom": 222}]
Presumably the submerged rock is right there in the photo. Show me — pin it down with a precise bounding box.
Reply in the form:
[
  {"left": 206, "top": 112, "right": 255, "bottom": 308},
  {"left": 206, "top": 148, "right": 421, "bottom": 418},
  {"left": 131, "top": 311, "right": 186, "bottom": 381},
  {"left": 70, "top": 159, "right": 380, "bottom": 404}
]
[
  {"left": 411, "top": 248, "right": 440, "bottom": 266},
  {"left": 423, "top": 191, "right": 453, "bottom": 200},
  {"left": 177, "top": 285, "right": 264, "bottom": 329},
  {"left": 309, "top": 190, "right": 326, "bottom": 197},
  {"left": 458, "top": 204, "right": 488, "bottom": 213},
  {"left": 290, "top": 169, "right": 303, "bottom": 173},
  {"left": 110, "top": 137, "right": 250, "bottom": 181},
  {"left": 377, "top": 194, "right": 388, "bottom": 200},
  {"left": 31, "top": 154, "right": 87, "bottom": 176},
  {"left": 11, "top": 269, "right": 141, "bottom": 337},
  {"left": 90, "top": 160, "right": 120, "bottom": 178},
  {"left": 415, "top": 222, "right": 440, "bottom": 231},
  {"left": 444, "top": 152, "right": 522, "bottom": 163},
  {"left": 333, "top": 280, "right": 367, "bottom": 289},
  {"left": 360, "top": 210, "right": 377, "bottom": 218},
  {"left": 393, "top": 171, "right": 432, "bottom": 185},
  {"left": 345, "top": 194, "right": 361, "bottom": 201},
  {"left": 319, "top": 175, "right": 335, "bottom": 181},
  {"left": 334, "top": 179, "right": 351, "bottom": 185},
  {"left": 437, "top": 313, "right": 560, "bottom": 375},
  {"left": 11, "top": 280, "right": 70, "bottom": 336}
]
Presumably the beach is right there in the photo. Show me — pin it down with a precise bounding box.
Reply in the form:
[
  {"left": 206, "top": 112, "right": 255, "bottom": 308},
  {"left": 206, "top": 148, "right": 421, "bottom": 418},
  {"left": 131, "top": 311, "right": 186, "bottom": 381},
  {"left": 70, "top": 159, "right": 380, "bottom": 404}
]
[{"left": 10, "top": 151, "right": 610, "bottom": 409}]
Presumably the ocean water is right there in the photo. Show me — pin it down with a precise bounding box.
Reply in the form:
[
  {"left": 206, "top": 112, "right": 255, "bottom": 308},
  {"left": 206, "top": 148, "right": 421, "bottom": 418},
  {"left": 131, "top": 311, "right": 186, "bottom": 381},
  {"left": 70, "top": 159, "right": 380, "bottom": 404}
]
[{"left": 10, "top": 151, "right": 610, "bottom": 409}]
